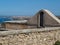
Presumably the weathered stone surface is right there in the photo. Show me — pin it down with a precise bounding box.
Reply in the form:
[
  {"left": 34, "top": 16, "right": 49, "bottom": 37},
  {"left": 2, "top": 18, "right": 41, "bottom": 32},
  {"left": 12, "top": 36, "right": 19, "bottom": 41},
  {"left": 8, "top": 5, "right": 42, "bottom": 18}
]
[{"left": 0, "top": 29, "right": 60, "bottom": 45}]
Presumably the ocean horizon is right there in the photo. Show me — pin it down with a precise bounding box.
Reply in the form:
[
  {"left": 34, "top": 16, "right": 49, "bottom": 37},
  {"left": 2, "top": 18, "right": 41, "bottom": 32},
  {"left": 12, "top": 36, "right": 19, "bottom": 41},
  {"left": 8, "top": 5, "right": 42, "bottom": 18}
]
[{"left": 0, "top": 17, "right": 12, "bottom": 23}]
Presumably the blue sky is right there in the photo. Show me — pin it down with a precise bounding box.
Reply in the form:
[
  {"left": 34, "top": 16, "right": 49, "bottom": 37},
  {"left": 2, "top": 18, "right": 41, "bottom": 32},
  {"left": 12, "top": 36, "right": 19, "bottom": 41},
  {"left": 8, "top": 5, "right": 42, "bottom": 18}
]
[{"left": 0, "top": 0, "right": 60, "bottom": 16}]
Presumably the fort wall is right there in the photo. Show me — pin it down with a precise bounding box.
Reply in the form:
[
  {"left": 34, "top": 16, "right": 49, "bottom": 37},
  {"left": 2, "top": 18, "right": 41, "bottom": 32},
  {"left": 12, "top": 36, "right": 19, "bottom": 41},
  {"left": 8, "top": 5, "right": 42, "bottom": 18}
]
[{"left": 0, "top": 27, "right": 60, "bottom": 45}]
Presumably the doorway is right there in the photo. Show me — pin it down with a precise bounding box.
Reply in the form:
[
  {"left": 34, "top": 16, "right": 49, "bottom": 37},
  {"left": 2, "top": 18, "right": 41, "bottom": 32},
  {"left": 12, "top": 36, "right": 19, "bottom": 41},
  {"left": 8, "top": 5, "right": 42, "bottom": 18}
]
[{"left": 40, "top": 12, "right": 44, "bottom": 27}]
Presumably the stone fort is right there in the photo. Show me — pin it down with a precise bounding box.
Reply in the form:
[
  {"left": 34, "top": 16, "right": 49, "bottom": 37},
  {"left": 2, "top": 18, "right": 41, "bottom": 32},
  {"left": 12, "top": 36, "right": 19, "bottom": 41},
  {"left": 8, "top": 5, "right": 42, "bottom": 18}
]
[{"left": 0, "top": 9, "right": 60, "bottom": 45}]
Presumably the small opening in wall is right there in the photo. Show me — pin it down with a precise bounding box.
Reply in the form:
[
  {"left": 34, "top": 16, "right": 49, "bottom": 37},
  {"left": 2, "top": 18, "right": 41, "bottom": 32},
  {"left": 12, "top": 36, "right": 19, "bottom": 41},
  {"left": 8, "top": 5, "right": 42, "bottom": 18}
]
[{"left": 40, "top": 12, "right": 44, "bottom": 27}]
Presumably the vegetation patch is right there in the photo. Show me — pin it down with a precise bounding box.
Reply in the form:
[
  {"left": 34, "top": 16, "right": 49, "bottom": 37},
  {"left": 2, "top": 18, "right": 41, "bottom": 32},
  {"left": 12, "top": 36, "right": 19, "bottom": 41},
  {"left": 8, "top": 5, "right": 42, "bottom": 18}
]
[{"left": 54, "top": 41, "right": 60, "bottom": 45}]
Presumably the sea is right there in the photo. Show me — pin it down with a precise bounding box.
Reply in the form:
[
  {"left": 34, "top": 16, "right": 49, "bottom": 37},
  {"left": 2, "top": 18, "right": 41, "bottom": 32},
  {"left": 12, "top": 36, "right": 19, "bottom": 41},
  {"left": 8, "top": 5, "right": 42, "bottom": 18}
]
[{"left": 0, "top": 16, "right": 12, "bottom": 23}]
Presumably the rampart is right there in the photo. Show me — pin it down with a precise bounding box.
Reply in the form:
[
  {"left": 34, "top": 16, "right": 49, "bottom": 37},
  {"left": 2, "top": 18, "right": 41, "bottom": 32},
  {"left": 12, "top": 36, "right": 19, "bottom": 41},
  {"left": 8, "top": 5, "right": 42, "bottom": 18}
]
[{"left": 0, "top": 27, "right": 60, "bottom": 45}]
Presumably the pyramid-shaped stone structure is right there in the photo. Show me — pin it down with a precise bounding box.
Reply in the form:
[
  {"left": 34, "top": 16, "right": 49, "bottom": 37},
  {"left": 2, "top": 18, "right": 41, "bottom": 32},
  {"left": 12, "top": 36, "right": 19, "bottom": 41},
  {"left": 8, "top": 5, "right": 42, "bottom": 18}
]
[{"left": 27, "top": 9, "right": 60, "bottom": 27}]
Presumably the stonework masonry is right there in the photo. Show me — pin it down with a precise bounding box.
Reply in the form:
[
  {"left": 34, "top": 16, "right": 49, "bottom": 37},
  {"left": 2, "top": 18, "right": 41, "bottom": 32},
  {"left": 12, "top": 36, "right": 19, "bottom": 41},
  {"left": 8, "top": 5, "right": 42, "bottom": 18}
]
[{"left": 0, "top": 27, "right": 60, "bottom": 45}]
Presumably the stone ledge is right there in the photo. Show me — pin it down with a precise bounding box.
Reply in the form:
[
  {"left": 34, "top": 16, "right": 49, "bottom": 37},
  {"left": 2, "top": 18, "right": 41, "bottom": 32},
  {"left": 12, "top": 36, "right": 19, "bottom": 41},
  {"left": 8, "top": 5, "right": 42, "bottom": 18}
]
[{"left": 0, "top": 27, "right": 60, "bottom": 36}]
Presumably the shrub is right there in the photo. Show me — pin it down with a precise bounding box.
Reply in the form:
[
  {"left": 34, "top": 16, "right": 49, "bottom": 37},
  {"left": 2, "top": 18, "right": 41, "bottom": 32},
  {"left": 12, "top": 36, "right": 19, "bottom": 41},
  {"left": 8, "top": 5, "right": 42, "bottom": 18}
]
[{"left": 54, "top": 41, "right": 60, "bottom": 45}]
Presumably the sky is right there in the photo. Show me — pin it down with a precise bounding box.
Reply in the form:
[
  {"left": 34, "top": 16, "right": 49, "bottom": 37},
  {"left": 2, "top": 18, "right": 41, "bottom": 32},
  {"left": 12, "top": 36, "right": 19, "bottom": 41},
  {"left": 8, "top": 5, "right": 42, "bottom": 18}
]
[{"left": 0, "top": 0, "right": 60, "bottom": 16}]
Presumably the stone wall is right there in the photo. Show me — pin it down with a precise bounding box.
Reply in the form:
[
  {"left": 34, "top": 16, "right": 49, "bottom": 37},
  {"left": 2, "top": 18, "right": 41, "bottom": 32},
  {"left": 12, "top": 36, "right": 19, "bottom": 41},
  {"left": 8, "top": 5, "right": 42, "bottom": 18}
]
[
  {"left": 4, "top": 23, "right": 28, "bottom": 30},
  {"left": 0, "top": 27, "right": 60, "bottom": 45},
  {"left": 27, "top": 9, "right": 60, "bottom": 27}
]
